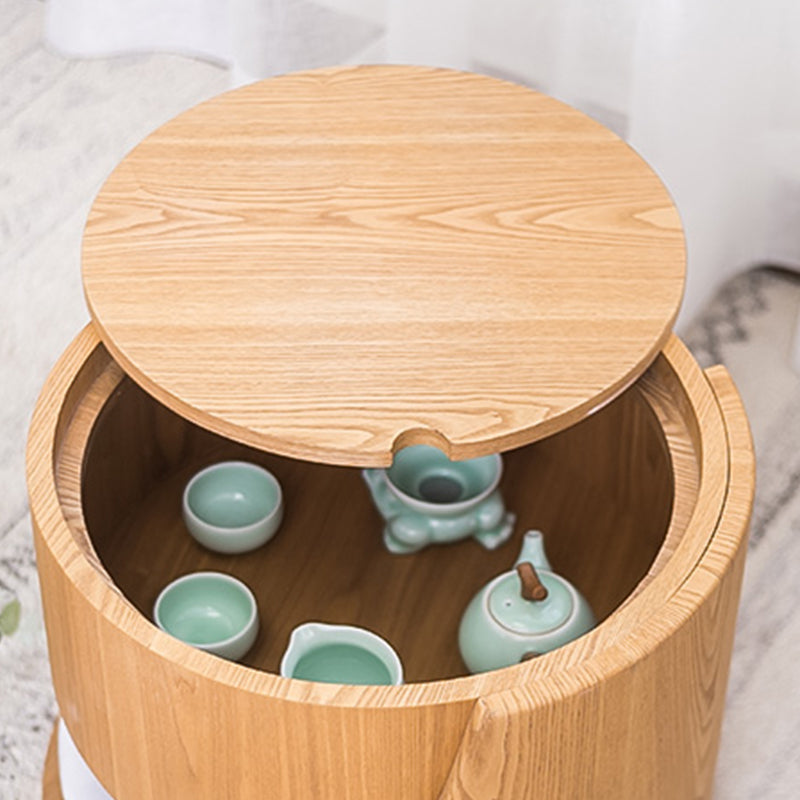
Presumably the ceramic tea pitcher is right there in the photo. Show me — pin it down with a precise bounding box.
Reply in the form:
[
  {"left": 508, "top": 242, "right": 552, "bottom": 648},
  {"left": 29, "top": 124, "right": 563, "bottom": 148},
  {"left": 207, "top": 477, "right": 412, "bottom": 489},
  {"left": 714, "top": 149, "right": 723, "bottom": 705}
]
[
  {"left": 280, "top": 623, "right": 404, "bottom": 685},
  {"left": 458, "top": 530, "right": 595, "bottom": 673},
  {"left": 363, "top": 444, "right": 515, "bottom": 554}
]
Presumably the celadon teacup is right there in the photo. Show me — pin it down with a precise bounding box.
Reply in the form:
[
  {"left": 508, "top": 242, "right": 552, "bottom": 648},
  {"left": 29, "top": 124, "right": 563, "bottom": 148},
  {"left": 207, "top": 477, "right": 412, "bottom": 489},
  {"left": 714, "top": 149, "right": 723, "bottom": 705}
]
[
  {"left": 183, "top": 460, "right": 283, "bottom": 554},
  {"left": 153, "top": 571, "right": 259, "bottom": 661},
  {"left": 280, "top": 622, "right": 404, "bottom": 685},
  {"left": 363, "top": 444, "right": 515, "bottom": 554}
]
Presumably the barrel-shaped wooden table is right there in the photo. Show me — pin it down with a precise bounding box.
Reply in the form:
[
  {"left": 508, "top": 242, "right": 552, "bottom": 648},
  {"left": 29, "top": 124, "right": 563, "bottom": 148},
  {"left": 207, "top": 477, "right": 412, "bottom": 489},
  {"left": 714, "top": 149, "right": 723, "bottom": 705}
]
[
  {"left": 30, "top": 328, "right": 752, "bottom": 799},
  {"left": 29, "top": 66, "right": 753, "bottom": 799}
]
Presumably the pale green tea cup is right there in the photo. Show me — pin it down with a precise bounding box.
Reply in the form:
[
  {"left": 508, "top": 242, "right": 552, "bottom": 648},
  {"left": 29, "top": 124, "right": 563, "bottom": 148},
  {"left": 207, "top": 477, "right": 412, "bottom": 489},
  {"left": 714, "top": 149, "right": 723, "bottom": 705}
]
[
  {"left": 153, "top": 571, "right": 259, "bottom": 661},
  {"left": 183, "top": 461, "right": 283, "bottom": 554}
]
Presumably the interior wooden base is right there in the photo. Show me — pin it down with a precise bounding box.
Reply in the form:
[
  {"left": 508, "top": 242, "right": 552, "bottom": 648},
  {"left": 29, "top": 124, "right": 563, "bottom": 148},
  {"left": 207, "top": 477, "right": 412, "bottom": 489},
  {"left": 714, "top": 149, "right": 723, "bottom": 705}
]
[
  {"left": 42, "top": 721, "right": 62, "bottom": 800},
  {"left": 78, "top": 369, "right": 674, "bottom": 682}
]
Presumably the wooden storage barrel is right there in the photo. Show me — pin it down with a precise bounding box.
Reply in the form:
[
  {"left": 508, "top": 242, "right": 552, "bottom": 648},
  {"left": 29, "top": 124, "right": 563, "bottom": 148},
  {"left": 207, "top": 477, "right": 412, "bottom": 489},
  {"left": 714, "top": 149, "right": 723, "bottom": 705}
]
[{"left": 27, "top": 66, "right": 754, "bottom": 799}]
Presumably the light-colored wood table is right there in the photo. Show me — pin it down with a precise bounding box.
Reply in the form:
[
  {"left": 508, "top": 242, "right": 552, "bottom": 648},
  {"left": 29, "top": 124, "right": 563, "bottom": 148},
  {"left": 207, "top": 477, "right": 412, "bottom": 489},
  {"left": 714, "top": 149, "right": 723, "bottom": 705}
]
[{"left": 30, "top": 66, "right": 752, "bottom": 800}]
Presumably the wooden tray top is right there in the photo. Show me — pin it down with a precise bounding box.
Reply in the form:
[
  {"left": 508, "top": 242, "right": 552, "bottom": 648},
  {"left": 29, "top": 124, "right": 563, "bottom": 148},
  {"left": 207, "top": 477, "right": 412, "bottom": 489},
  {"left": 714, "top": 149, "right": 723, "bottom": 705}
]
[{"left": 82, "top": 65, "right": 685, "bottom": 467}]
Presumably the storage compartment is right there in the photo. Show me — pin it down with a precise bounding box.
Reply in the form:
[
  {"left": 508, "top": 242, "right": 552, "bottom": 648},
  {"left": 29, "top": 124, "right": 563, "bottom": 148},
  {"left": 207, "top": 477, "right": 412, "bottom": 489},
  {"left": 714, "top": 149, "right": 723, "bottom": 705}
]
[{"left": 78, "top": 345, "right": 676, "bottom": 682}]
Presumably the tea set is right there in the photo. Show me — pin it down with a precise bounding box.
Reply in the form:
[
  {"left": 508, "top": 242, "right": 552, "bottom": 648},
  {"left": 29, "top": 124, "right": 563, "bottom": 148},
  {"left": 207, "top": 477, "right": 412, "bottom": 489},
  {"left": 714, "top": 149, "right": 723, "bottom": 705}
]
[{"left": 153, "top": 449, "right": 596, "bottom": 684}]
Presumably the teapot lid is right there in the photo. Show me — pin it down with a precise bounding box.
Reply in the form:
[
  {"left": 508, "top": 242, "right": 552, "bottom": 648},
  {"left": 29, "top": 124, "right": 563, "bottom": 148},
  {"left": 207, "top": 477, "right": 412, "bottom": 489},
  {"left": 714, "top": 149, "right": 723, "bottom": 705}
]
[
  {"left": 82, "top": 65, "right": 685, "bottom": 467},
  {"left": 488, "top": 571, "right": 575, "bottom": 635}
]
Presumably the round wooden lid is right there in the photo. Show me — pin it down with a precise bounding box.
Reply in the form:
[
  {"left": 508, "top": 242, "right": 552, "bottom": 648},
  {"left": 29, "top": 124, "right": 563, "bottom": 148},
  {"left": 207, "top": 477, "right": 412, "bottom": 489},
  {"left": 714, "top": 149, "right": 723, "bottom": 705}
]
[{"left": 82, "top": 66, "right": 685, "bottom": 467}]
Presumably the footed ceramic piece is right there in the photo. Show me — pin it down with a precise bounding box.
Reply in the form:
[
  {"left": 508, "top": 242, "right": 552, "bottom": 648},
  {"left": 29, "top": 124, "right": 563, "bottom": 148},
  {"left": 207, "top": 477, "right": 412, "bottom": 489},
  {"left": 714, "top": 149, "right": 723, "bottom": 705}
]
[
  {"left": 153, "top": 571, "right": 259, "bottom": 661},
  {"left": 363, "top": 445, "right": 515, "bottom": 554},
  {"left": 459, "top": 530, "right": 596, "bottom": 673},
  {"left": 280, "top": 622, "right": 403, "bottom": 685},
  {"left": 183, "top": 461, "right": 283, "bottom": 554}
]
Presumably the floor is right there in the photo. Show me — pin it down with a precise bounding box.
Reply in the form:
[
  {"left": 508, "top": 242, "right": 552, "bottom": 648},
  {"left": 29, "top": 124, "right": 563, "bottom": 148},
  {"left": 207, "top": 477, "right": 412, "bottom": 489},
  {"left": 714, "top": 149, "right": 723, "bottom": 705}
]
[{"left": 1, "top": 2, "right": 799, "bottom": 798}]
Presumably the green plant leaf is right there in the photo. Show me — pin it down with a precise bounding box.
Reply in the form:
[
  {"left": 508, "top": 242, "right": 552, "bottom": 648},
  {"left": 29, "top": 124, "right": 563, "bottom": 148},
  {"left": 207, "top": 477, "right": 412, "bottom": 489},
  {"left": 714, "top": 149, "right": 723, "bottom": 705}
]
[{"left": 0, "top": 599, "right": 21, "bottom": 636}]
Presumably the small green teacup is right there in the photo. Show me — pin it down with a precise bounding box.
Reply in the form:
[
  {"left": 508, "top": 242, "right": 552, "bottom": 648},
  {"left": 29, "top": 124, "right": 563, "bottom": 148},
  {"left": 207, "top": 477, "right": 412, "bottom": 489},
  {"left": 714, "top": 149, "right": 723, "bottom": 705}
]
[
  {"left": 153, "top": 571, "right": 259, "bottom": 661},
  {"left": 183, "top": 461, "right": 283, "bottom": 554},
  {"left": 280, "top": 622, "right": 403, "bottom": 685}
]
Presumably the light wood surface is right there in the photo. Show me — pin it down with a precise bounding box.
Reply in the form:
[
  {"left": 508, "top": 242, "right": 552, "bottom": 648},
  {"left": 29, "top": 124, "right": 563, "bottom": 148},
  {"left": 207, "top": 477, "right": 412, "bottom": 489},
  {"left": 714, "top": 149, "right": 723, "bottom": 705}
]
[
  {"left": 27, "top": 326, "right": 752, "bottom": 799},
  {"left": 82, "top": 65, "right": 685, "bottom": 467},
  {"left": 42, "top": 721, "right": 62, "bottom": 800},
  {"left": 437, "top": 364, "right": 754, "bottom": 800}
]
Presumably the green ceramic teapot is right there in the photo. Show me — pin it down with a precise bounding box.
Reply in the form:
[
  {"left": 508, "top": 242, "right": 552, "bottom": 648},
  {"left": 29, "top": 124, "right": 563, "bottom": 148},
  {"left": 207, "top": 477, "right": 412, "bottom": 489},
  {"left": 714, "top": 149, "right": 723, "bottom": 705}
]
[{"left": 458, "top": 530, "right": 596, "bottom": 673}]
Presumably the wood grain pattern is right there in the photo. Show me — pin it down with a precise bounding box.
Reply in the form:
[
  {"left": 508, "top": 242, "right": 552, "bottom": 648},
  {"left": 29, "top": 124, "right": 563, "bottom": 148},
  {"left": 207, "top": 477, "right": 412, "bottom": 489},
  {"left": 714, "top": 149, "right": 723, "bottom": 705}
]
[
  {"left": 437, "top": 364, "right": 753, "bottom": 800},
  {"left": 27, "top": 326, "right": 752, "bottom": 799},
  {"left": 82, "top": 65, "right": 685, "bottom": 467}
]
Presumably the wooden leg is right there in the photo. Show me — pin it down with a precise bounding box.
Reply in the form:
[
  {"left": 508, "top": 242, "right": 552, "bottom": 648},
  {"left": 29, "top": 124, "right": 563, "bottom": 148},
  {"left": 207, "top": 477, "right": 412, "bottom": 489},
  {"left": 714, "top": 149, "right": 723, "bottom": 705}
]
[{"left": 42, "top": 719, "right": 63, "bottom": 800}]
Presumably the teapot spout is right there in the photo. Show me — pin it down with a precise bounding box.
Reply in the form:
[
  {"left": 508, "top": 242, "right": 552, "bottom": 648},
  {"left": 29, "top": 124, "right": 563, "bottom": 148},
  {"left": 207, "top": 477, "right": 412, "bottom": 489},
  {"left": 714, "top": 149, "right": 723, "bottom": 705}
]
[{"left": 514, "top": 530, "right": 552, "bottom": 571}]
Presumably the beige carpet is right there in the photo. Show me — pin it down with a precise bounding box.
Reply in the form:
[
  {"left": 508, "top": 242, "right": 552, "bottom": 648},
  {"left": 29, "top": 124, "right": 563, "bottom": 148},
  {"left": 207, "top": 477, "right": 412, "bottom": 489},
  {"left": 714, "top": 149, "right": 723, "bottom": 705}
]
[{"left": 1, "top": 3, "right": 799, "bottom": 798}]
